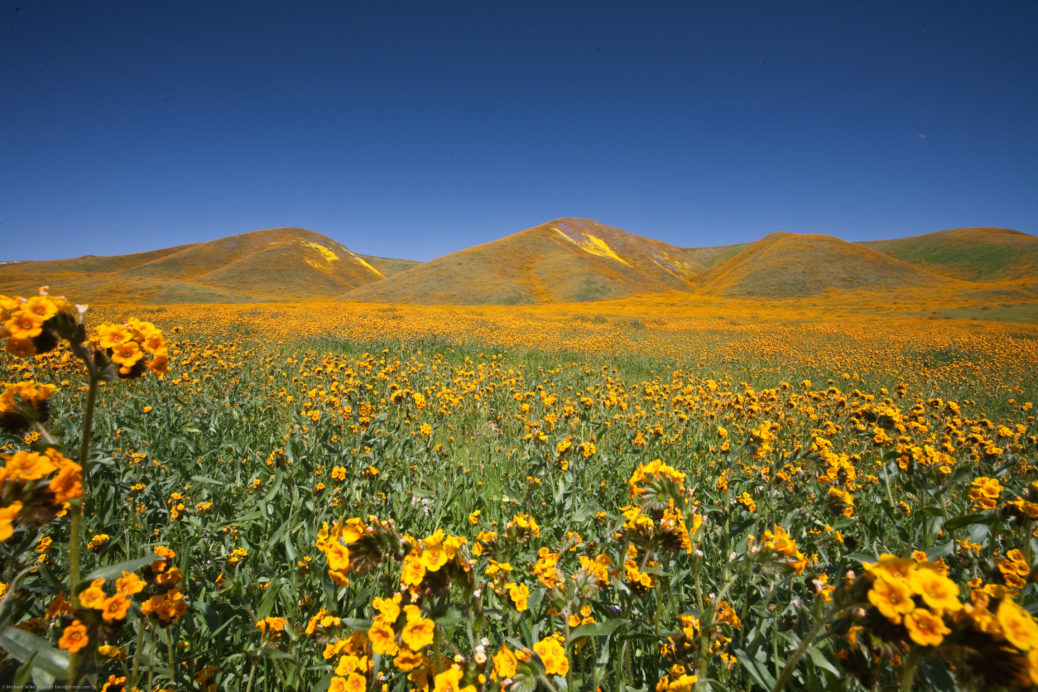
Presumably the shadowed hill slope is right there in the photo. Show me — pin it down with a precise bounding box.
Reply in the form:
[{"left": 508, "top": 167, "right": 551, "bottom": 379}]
[
  {"left": 861, "top": 228, "right": 1038, "bottom": 283},
  {"left": 683, "top": 243, "right": 751, "bottom": 270},
  {"left": 344, "top": 218, "right": 705, "bottom": 305},
  {"left": 0, "top": 228, "right": 392, "bottom": 303},
  {"left": 356, "top": 255, "right": 421, "bottom": 277},
  {"left": 697, "top": 232, "right": 956, "bottom": 297}
]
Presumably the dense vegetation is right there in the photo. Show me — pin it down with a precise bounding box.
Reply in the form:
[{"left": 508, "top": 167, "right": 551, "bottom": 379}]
[{"left": 1, "top": 292, "right": 1037, "bottom": 690}]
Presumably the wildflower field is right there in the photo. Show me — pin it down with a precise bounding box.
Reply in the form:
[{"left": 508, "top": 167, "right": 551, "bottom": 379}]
[{"left": 2, "top": 291, "right": 1038, "bottom": 691}]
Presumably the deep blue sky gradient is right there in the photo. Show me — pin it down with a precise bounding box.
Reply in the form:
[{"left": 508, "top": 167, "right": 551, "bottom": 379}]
[{"left": 2, "top": 1, "right": 1036, "bottom": 261}]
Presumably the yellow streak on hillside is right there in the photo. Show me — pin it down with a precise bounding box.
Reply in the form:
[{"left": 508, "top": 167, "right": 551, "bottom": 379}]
[
  {"left": 350, "top": 254, "right": 386, "bottom": 279},
  {"left": 304, "top": 257, "right": 331, "bottom": 272},
  {"left": 554, "top": 229, "right": 631, "bottom": 266},
  {"left": 302, "top": 242, "right": 339, "bottom": 262}
]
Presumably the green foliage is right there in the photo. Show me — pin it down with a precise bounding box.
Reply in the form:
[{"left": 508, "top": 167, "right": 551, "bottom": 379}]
[{"left": 1, "top": 312, "right": 1037, "bottom": 690}]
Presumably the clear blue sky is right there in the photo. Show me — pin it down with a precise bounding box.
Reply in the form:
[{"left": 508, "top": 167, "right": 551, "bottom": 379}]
[{"left": 2, "top": 1, "right": 1036, "bottom": 262}]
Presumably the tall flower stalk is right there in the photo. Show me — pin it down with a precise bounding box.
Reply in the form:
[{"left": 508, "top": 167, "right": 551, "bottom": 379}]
[{"left": 0, "top": 288, "right": 170, "bottom": 685}]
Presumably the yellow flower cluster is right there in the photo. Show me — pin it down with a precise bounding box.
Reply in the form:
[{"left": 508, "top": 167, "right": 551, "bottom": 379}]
[
  {"left": 0, "top": 290, "right": 76, "bottom": 357},
  {"left": 860, "top": 553, "right": 1038, "bottom": 685},
  {"left": 79, "top": 574, "right": 141, "bottom": 621},
  {"left": 826, "top": 487, "right": 855, "bottom": 517},
  {"left": 627, "top": 458, "right": 687, "bottom": 501},
  {"left": 141, "top": 546, "right": 188, "bottom": 624},
  {"left": 0, "top": 380, "right": 57, "bottom": 433},
  {"left": 0, "top": 449, "right": 82, "bottom": 540},
  {"left": 865, "top": 555, "right": 958, "bottom": 643},
  {"left": 968, "top": 476, "right": 1003, "bottom": 511},
  {"left": 430, "top": 666, "right": 476, "bottom": 692},
  {"left": 655, "top": 666, "right": 699, "bottom": 692},
  {"left": 256, "top": 616, "right": 290, "bottom": 637},
  {"left": 400, "top": 528, "right": 469, "bottom": 591},
  {"left": 315, "top": 516, "right": 484, "bottom": 688},
  {"left": 616, "top": 461, "right": 703, "bottom": 595},
  {"left": 365, "top": 595, "right": 447, "bottom": 685},
  {"left": 1006, "top": 494, "right": 1038, "bottom": 520},
  {"left": 504, "top": 513, "right": 540, "bottom": 541},
  {"left": 532, "top": 634, "right": 568, "bottom": 676},
  {"left": 997, "top": 549, "right": 1032, "bottom": 591},
  {"left": 56, "top": 570, "right": 147, "bottom": 656},
  {"left": 95, "top": 318, "right": 168, "bottom": 378},
  {"left": 761, "top": 524, "right": 809, "bottom": 575}
]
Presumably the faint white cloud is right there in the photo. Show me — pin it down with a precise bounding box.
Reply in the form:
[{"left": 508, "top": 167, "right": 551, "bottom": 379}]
[{"left": 917, "top": 133, "right": 927, "bottom": 139}]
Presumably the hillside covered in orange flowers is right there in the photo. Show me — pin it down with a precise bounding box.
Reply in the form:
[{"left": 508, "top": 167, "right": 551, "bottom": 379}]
[{"left": 2, "top": 220, "right": 1035, "bottom": 314}]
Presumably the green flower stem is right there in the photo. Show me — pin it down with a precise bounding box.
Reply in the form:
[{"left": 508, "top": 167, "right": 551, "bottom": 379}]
[
  {"left": 900, "top": 648, "right": 922, "bottom": 692},
  {"left": 68, "top": 367, "right": 99, "bottom": 684},
  {"left": 68, "top": 369, "right": 99, "bottom": 600},
  {"left": 694, "top": 556, "right": 710, "bottom": 681},
  {"left": 165, "top": 626, "right": 176, "bottom": 683},
  {"left": 1025, "top": 519, "right": 1034, "bottom": 569},
  {"left": 880, "top": 456, "right": 897, "bottom": 511},
  {"left": 149, "top": 625, "right": 156, "bottom": 692},
  {"left": 244, "top": 651, "right": 257, "bottom": 692},
  {"left": 696, "top": 558, "right": 743, "bottom": 680},
  {"left": 31, "top": 422, "right": 57, "bottom": 446},
  {"left": 770, "top": 601, "right": 847, "bottom": 692},
  {"left": 537, "top": 673, "right": 561, "bottom": 692},
  {"left": 129, "top": 622, "right": 145, "bottom": 691}
]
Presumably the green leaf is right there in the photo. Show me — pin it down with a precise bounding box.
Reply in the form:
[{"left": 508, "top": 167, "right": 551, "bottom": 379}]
[
  {"left": 341, "top": 618, "right": 370, "bottom": 630},
  {"left": 0, "top": 626, "right": 70, "bottom": 681},
  {"left": 31, "top": 665, "right": 57, "bottom": 691},
  {"left": 570, "top": 503, "right": 596, "bottom": 523},
  {"left": 13, "top": 656, "right": 34, "bottom": 686},
  {"left": 925, "top": 541, "right": 955, "bottom": 561},
  {"left": 919, "top": 656, "right": 957, "bottom": 691},
  {"left": 434, "top": 607, "right": 467, "bottom": 631},
  {"left": 266, "top": 517, "right": 293, "bottom": 548},
  {"left": 969, "top": 523, "right": 991, "bottom": 545},
  {"left": 806, "top": 645, "right": 842, "bottom": 677},
  {"left": 509, "top": 674, "right": 537, "bottom": 692},
  {"left": 284, "top": 531, "right": 297, "bottom": 562},
  {"left": 218, "top": 510, "right": 263, "bottom": 528},
  {"left": 943, "top": 512, "right": 998, "bottom": 531},
  {"left": 843, "top": 552, "right": 884, "bottom": 565},
  {"left": 567, "top": 618, "right": 627, "bottom": 645},
  {"left": 36, "top": 558, "right": 65, "bottom": 591},
  {"left": 190, "top": 475, "right": 225, "bottom": 485},
  {"left": 257, "top": 580, "right": 282, "bottom": 619},
  {"left": 84, "top": 554, "right": 158, "bottom": 583},
  {"left": 732, "top": 646, "right": 776, "bottom": 690}
]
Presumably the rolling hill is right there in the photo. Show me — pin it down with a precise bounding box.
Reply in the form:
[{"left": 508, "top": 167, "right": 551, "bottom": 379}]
[
  {"left": 0, "top": 228, "right": 401, "bottom": 303},
  {"left": 860, "top": 227, "right": 1038, "bottom": 283},
  {"left": 2, "top": 221, "right": 1034, "bottom": 307},
  {"left": 343, "top": 218, "right": 706, "bottom": 305},
  {"left": 695, "top": 232, "right": 957, "bottom": 298}
]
